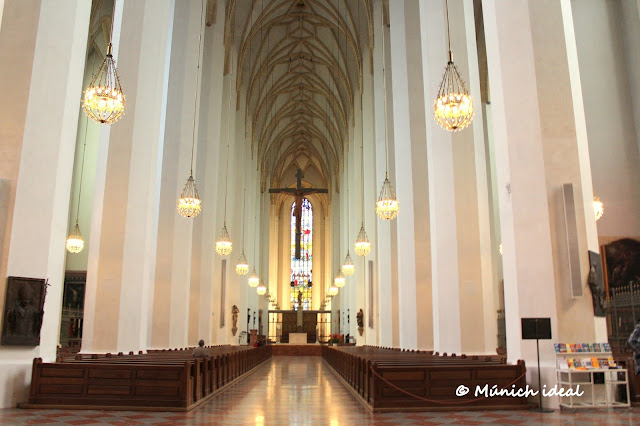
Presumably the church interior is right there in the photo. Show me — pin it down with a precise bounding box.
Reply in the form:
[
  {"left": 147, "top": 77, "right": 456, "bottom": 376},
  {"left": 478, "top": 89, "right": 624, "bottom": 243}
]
[{"left": 1, "top": 0, "right": 640, "bottom": 422}]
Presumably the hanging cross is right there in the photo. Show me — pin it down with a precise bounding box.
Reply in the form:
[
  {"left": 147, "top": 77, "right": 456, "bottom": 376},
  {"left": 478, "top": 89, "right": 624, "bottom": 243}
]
[{"left": 269, "top": 169, "right": 327, "bottom": 259}]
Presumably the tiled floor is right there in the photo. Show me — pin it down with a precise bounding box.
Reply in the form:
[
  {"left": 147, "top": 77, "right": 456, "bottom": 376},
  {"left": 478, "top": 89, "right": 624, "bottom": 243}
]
[{"left": 1, "top": 356, "right": 639, "bottom": 425}]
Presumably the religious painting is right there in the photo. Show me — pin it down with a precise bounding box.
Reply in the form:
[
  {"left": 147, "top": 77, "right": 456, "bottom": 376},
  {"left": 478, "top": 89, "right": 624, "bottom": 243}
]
[
  {"left": 1, "top": 276, "right": 46, "bottom": 346},
  {"left": 604, "top": 238, "right": 640, "bottom": 289},
  {"left": 63, "top": 272, "right": 86, "bottom": 311},
  {"left": 290, "top": 198, "right": 312, "bottom": 310}
]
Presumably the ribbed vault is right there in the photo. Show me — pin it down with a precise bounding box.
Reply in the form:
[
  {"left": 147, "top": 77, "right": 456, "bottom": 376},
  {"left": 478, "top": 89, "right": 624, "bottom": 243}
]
[{"left": 224, "top": 0, "right": 373, "bottom": 192}]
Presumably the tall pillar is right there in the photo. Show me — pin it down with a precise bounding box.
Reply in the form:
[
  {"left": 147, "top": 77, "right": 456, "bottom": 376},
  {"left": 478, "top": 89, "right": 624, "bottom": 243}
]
[
  {"left": 418, "top": 0, "right": 462, "bottom": 354},
  {"left": 389, "top": 0, "right": 434, "bottom": 350},
  {"left": 195, "top": 0, "right": 225, "bottom": 345},
  {"left": 82, "top": 0, "right": 175, "bottom": 354},
  {"left": 0, "top": 0, "right": 90, "bottom": 407},
  {"left": 151, "top": 0, "right": 203, "bottom": 350},
  {"left": 482, "top": 0, "right": 559, "bottom": 395},
  {"left": 372, "top": 0, "right": 393, "bottom": 347}
]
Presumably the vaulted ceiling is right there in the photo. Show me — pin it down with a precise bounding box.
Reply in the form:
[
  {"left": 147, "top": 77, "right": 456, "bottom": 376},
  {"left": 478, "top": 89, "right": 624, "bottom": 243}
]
[{"left": 221, "top": 0, "right": 373, "bottom": 192}]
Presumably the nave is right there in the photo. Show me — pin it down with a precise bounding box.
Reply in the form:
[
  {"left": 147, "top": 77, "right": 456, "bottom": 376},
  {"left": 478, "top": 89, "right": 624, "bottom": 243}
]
[{"left": 1, "top": 357, "right": 639, "bottom": 425}]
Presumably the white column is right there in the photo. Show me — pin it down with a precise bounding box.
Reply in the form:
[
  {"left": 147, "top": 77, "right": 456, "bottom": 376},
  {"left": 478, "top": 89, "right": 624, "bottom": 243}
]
[
  {"left": 372, "top": 0, "right": 393, "bottom": 347},
  {"left": 418, "top": 0, "right": 462, "bottom": 354},
  {"left": 83, "top": 0, "right": 175, "bottom": 354},
  {"left": 150, "top": 0, "right": 202, "bottom": 349},
  {"left": 482, "top": 0, "right": 559, "bottom": 394},
  {"left": 195, "top": 0, "right": 225, "bottom": 345},
  {"left": 0, "top": 0, "right": 90, "bottom": 407}
]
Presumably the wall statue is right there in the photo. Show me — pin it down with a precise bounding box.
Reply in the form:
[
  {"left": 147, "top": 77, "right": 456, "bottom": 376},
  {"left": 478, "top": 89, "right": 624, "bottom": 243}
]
[
  {"left": 357, "top": 309, "right": 364, "bottom": 336},
  {"left": 231, "top": 305, "right": 239, "bottom": 336}
]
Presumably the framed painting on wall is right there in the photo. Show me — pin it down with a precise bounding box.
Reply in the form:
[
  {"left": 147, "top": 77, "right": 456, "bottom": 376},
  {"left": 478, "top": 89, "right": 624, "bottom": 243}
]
[{"left": 1, "top": 276, "right": 46, "bottom": 346}]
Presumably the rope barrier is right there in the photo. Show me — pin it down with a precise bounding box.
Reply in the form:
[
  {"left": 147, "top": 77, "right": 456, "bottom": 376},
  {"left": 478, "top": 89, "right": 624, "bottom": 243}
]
[{"left": 368, "top": 366, "right": 528, "bottom": 405}]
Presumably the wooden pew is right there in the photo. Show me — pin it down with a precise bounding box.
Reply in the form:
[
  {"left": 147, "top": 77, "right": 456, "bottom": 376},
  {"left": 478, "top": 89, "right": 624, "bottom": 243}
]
[
  {"left": 23, "top": 345, "right": 272, "bottom": 411},
  {"left": 322, "top": 345, "right": 528, "bottom": 412}
]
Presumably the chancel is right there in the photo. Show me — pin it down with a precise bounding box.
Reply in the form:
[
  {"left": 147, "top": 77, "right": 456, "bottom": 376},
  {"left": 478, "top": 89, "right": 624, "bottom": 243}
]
[{"left": 1, "top": 0, "right": 640, "bottom": 421}]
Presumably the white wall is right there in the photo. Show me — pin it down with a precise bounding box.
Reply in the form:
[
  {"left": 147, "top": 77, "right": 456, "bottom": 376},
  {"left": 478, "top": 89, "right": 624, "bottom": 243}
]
[{"left": 572, "top": 0, "right": 640, "bottom": 239}]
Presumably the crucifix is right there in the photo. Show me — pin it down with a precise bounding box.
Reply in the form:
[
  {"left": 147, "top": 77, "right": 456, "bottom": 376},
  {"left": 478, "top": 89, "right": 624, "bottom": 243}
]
[{"left": 269, "top": 169, "right": 327, "bottom": 259}]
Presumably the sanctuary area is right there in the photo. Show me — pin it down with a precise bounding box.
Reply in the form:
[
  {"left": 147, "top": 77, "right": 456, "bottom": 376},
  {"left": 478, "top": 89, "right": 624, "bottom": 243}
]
[{"left": 1, "top": 0, "right": 640, "bottom": 421}]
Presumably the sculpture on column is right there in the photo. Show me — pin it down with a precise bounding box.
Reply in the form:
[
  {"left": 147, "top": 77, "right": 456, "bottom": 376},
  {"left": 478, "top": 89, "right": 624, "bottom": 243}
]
[
  {"left": 231, "top": 305, "right": 239, "bottom": 336},
  {"left": 357, "top": 309, "right": 364, "bottom": 336}
]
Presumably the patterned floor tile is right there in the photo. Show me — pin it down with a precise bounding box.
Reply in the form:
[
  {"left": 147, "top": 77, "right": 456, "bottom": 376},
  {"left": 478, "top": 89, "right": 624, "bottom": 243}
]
[{"left": 2, "top": 357, "right": 639, "bottom": 425}]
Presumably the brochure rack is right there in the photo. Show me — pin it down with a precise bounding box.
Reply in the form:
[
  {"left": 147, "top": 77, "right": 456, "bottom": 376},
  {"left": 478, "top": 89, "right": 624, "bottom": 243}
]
[{"left": 554, "top": 343, "right": 630, "bottom": 409}]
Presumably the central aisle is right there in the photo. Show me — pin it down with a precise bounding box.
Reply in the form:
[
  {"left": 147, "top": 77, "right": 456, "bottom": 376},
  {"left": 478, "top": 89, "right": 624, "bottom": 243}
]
[{"left": 192, "top": 356, "right": 374, "bottom": 424}]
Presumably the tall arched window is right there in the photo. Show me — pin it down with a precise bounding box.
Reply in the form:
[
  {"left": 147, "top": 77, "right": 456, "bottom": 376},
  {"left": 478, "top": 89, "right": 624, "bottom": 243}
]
[{"left": 291, "top": 198, "right": 312, "bottom": 310}]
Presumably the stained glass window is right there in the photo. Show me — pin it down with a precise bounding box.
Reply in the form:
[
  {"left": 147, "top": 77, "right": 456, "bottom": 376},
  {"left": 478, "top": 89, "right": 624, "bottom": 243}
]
[{"left": 291, "top": 198, "right": 312, "bottom": 310}]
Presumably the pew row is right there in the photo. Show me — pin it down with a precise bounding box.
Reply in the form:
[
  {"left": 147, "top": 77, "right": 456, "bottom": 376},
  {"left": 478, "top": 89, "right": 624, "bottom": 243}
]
[
  {"left": 322, "top": 346, "right": 529, "bottom": 412},
  {"left": 21, "top": 345, "right": 272, "bottom": 411}
]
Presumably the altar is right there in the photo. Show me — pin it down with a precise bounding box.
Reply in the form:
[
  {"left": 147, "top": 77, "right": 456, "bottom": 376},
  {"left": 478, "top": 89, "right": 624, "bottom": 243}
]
[
  {"left": 268, "top": 310, "right": 331, "bottom": 344},
  {"left": 289, "top": 333, "right": 308, "bottom": 345}
]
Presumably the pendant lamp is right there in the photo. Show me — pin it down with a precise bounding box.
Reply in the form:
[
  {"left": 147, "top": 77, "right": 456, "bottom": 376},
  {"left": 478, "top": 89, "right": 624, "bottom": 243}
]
[
  {"left": 177, "top": 0, "right": 205, "bottom": 218},
  {"left": 83, "top": 0, "right": 125, "bottom": 125},
  {"left": 66, "top": 116, "right": 90, "bottom": 254},
  {"left": 433, "top": 0, "right": 474, "bottom": 132}
]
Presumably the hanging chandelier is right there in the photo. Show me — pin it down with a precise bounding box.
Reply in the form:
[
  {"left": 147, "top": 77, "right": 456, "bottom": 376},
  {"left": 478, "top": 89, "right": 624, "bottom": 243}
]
[
  {"left": 355, "top": 223, "right": 371, "bottom": 256},
  {"left": 433, "top": 0, "right": 474, "bottom": 132},
  {"left": 256, "top": 280, "right": 267, "bottom": 296},
  {"left": 376, "top": 173, "right": 399, "bottom": 220},
  {"left": 342, "top": 251, "right": 355, "bottom": 276},
  {"left": 66, "top": 116, "right": 90, "bottom": 254},
  {"left": 235, "top": 188, "right": 249, "bottom": 275},
  {"left": 329, "top": 285, "right": 339, "bottom": 297},
  {"left": 334, "top": 270, "right": 346, "bottom": 288},
  {"left": 248, "top": 267, "right": 259, "bottom": 287},
  {"left": 66, "top": 221, "right": 85, "bottom": 254},
  {"left": 593, "top": 195, "right": 604, "bottom": 221},
  {"left": 236, "top": 249, "right": 249, "bottom": 275},
  {"left": 216, "top": 64, "right": 234, "bottom": 255},
  {"left": 178, "top": 175, "right": 202, "bottom": 218},
  {"left": 215, "top": 222, "right": 232, "bottom": 255},
  {"left": 177, "top": 0, "right": 205, "bottom": 218},
  {"left": 83, "top": 0, "right": 125, "bottom": 125},
  {"left": 376, "top": 13, "right": 399, "bottom": 221}
]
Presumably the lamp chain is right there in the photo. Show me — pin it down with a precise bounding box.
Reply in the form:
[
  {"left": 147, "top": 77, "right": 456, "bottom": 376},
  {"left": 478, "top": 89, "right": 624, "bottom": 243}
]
[
  {"left": 76, "top": 116, "right": 89, "bottom": 225},
  {"left": 190, "top": 0, "right": 206, "bottom": 175},
  {"left": 381, "top": 8, "right": 389, "bottom": 176},
  {"left": 445, "top": 0, "right": 452, "bottom": 61},
  {"left": 223, "top": 64, "right": 232, "bottom": 222}
]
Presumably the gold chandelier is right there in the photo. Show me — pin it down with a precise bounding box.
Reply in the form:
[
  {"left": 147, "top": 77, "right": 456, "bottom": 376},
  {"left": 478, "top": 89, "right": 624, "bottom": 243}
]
[
  {"left": 236, "top": 249, "right": 249, "bottom": 275},
  {"left": 376, "top": 173, "right": 399, "bottom": 220},
  {"left": 256, "top": 280, "right": 267, "bottom": 296},
  {"left": 215, "top": 222, "right": 232, "bottom": 255},
  {"left": 83, "top": 0, "right": 125, "bottom": 125},
  {"left": 66, "top": 116, "right": 90, "bottom": 254},
  {"left": 433, "top": 0, "right": 474, "bottom": 132},
  {"left": 376, "top": 13, "right": 399, "bottom": 221},
  {"left": 236, "top": 188, "right": 249, "bottom": 275},
  {"left": 216, "top": 66, "right": 234, "bottom": 255},
  {"left": 248, "top": 267, "right": 259, "bottom": 287},
  {"left": 177, "top": 0, "right": 205, "bottom": 218},
  {"left": 66, "top": 222, "right": 85, "bottom": 254},
  {"left": 355, "top": 223, "right": 371, "bottom": 256},
  {"left": 329, "top": 285, "right": 339, "bottom": 297},
  {"left": 593, "top": 195, "right": 604, "bottom": 221},
  {"left": 334, "top": 270, "right": 346, "bottom": 288},
  {"left": 178, "top": 175, "right": 201, "bottom": 218},
  {"left": 342, "top": 251, "right": 355, "bottom": 276}
]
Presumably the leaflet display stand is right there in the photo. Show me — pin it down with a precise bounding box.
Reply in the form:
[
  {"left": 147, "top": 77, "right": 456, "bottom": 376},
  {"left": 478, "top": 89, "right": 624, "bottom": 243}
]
[{"left": 554, "top": 344, "right": 630, "bottom": 409}]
